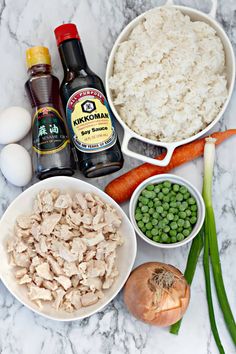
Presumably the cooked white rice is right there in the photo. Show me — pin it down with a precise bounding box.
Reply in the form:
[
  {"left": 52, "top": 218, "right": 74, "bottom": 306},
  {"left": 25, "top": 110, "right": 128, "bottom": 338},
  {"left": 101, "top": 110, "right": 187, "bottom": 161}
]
[{"left": 109, "top": 7, "right": 228, "bottom": 142}]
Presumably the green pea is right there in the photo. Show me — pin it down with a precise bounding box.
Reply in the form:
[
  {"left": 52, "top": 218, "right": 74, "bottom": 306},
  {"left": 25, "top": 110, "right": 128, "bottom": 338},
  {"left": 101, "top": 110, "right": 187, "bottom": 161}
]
[
  {"left": 156, "top": 206, "right": 164, "bottom": 213},
  {"left": 179, "top": 211, "right": 186, "bottom": 219},
  {"left": 162, "top": 187, "right": 169, "bottom": 195},
  {"left": 173, "top": 215, "right": 179, "bottom": 222},
  {"left": 135, "top": 207, "right": 141, "bottom": 214},
  {"left": 148, "top": 201, "right": 153, "bottom": 208},
  {"left": 138, "top": 220, "right": 144, "bottom": 228},
  {"left": 191, "top": 205, "right": 197, "bottom": 212},
  {"left": 146, "top": 230, "right": 152, "bottom": 238},
  {"left": 176, "top": 193, "right": 184, "bottom": 202},
  {"left": 138, "top": 202, "right": 142, "bottom": 208},
  {"left": 169, "top": 201, "right": 177, "bottom": 208},
  {"left": 143, "top": 191, "right": 153, "bottom": 199},
  {"left": 149, "top": 208, "right": 155, "bottom": 215},
  {"left": 170, "top": 222, "right": 178, "bottom": 230},
  {"left": 183, "top": 229, "right": 190, "bottom": 237},
  {"left": 142, "top": 197, "right": 149, "bottom": 205},
  {"left": 143, "top": 215, "right": 150, "bottom": 223},
  {"left": 154, "top": 200, "right": 162, "bottom": 207},
  {"left": 158, "top": 220, "right": 166, "bottom": 229},
  {"left": 177, "top": 227, "right": 183, "bottom": 232},
  {"left": 135, "top": 213, "right": 142, "bottom": 221},
  {"left": 163, "top": 202, "right": 169, "bottom": 210},
  {"left": 153, "top": 212, "right": 159, "bottom": 219},
  {"left": 163, "top": 181, "right": 172, "bottom": 188},
  {"left": 169, "top": 207, "right": 175, "bottom": 214},
  {"left": 167, "top": 213, "right": 174, "bottom": 221},
  {"left": 173, "top": 184, "right": 180, "bottom": 192},
  {"left": 141, "top": 205, "right": 149, "bottom": 213},
  {"left": 184, "top": 192, "right": 190, "bottom": 200},
  {"left": 184, "top": 220, "right": 191, "bottom": 228},
  {"left": 191, "top": 211, "right": 197, "bottom": 217},
  {"left": 166, "top": 237, "right": 171, "bottom": 244},
  {"left": 180, "top": 186, "right": 188, "bottom": 194},
  {"left": 162, "top": 218, "right": 168, "bottom": 225},
  {"left": 164, "top": 225, "right": 170, "bottom": 233},
  {"left": 177, "top": 219, "right": 185, "bottom": 227},
  {"left": 146, "top": 222, "right": 153, "bottom": 230},
  {"left": 169, "top": 229, "right": 177, "bottom": 237},
  {"left": 161, "top": 233, "right": 169, "bottom": 242},
  {"left": 186, "top": 209, "right": 191, "bottom": 216},
  {"left": 152, "top": 219, "right": 158, "bottom": 226},
  {"left": 151, "top": 228, "right": 158, "bottom": 236},
  {"left": 141, "top": 190, "right": 147, "bottom": 196},
  {"left": 158, "top": 192, "right": 164, "bottom": 200},
  {"left": 177, "top": 233, "right": 184, "bottom": 241},
  {"left": 190, "top": 216, "right": 197, "bottom": 224},
  {"left": 163, "top": 195, "right": 170, "bottom": 203},
  {"left": 161, "top": 211, "right": 168, "bottom": 217},
  {"left": 153, "top": 235, "right": 160, "bottom": 242},
  {"left": 154, "top": 186, "right": 161, "bottom": 193},
  {"left": 146, "top": 184, "right": 154, "bottom": 191},
  {"left": 188, "top": 197, "right": 196, "bottom": 205},
  {"left": 170, "top": 196, "right": 176, "bottom": 202},
  {"left": 141, "top": 226, "right": 146, "bottom": 233},
  {"left": 171, "top": 236, "right": 177, "bottom": 243}
]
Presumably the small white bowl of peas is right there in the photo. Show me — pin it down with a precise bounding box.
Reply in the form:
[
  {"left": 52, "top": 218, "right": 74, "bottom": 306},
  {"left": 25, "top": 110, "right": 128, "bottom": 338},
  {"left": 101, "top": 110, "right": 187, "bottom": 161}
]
[{"left": 129, "top": 174, "right": 205, "bottom": 248}]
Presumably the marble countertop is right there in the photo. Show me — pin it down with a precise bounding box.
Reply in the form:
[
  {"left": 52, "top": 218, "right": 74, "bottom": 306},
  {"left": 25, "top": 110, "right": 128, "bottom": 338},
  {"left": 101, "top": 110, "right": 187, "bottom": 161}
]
[{"left": 0, "top": 0, "right": 236, "bottom": 353}]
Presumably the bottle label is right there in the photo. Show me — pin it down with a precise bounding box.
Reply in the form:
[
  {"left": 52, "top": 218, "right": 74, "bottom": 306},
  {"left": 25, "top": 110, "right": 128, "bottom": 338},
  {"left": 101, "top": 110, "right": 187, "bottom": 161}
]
[
  {"left": 66, "top": 88, "right": 117, "bottom": 153},
  {"left": 32, "top": 107, "right": 69, "bottom": 155}
]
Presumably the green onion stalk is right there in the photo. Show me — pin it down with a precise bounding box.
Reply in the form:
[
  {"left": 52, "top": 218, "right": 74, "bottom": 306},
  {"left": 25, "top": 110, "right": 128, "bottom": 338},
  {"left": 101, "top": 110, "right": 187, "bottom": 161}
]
[{"left": 203, "top": 138, "right": 236, "bottom": 346}]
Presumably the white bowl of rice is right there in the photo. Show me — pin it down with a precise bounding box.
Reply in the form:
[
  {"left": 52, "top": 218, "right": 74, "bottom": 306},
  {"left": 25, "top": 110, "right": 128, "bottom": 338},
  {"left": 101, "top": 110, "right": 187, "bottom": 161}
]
[{"left": 106, "top": 4, "right": 235, "bottom": 167}]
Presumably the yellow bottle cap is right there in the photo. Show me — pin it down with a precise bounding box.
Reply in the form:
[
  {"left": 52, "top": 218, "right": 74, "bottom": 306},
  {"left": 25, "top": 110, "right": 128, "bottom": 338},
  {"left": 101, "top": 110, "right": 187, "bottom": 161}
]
[{"left": 26, "top": 46, "right": 51, "bottom": 68}]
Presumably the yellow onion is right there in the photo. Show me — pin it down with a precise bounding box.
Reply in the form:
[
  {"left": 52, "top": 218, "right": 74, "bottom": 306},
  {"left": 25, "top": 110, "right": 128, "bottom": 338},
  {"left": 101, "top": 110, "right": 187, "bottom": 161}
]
[{"left": 123, "top": 262, "right": 190, "bottom": 326}]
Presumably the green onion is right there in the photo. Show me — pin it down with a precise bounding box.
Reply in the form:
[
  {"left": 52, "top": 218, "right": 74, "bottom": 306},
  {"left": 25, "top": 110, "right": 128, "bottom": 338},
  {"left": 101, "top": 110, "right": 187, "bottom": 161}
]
[
  {"left": 169, "top": 228, "right": 203, "bottom": 335},
  {"left": 203, "top": 138, "right": 236, "bottom": 346}
]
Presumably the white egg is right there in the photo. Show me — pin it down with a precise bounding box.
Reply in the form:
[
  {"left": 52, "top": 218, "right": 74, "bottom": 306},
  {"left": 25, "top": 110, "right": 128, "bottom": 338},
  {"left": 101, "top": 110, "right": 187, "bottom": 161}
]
[
  {"left": 0, "top": 144, "right": 32, "bottom": 187},
  {"left": 0, "top": 106, "right": 31, "bottom": 144}
]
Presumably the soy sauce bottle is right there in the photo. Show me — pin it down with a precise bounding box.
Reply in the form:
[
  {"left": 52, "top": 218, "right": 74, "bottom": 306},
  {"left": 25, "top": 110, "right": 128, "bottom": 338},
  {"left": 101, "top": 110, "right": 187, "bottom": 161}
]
[
  {"left": 54, "top": 24, "right": 124, "bottom": 178},
  {"left": 25, "top": 46, "right": 74, "bottom": 179}
]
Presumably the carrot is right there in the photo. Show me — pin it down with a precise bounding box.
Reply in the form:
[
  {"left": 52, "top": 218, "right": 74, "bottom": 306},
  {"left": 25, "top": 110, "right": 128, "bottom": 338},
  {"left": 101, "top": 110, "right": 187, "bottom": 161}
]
[{"left": 105, "top": 130, "right": 236, "bottom": 203}]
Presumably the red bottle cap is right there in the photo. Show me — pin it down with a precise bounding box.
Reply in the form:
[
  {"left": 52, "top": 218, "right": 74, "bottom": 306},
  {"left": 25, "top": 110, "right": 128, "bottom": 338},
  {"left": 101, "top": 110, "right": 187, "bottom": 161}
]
[{"left": 54, "top": 23, "right": 80, "bottom": 46}]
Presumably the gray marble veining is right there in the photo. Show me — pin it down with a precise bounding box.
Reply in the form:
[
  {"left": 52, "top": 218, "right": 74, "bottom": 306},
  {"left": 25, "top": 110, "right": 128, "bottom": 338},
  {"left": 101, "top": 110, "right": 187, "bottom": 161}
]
[{"left": 0, "top": 0, "right": 235, "bottom": 353}]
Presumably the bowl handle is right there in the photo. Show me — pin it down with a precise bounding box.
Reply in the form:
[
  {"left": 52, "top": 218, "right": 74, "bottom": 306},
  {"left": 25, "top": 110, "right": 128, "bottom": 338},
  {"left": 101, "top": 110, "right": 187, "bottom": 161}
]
[
  {"left": 165, "top": 0, "right": 217, "bottom": 18},
  {"left": 122, "top": 130, "right": 177, "bottom": 167}
]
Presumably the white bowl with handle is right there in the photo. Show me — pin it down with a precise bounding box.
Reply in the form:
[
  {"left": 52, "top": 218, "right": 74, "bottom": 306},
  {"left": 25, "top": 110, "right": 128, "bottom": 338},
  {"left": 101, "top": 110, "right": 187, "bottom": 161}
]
[
  {"left": 106, "top": 0, "right": 235, "bottom": 167},
  {"left": 0, "top": 176, "right": 137, "bottom": 321}
]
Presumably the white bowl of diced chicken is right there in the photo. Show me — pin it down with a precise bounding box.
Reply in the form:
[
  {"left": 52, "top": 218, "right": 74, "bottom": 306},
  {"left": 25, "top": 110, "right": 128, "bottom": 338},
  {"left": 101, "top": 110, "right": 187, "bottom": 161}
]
[{"left": 0, "top": 176, "right": 137, "bottom": 321}]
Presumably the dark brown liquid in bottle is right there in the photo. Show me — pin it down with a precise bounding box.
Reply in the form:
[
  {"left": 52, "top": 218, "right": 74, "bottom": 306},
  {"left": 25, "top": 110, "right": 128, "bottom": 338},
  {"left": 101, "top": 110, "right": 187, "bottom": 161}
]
[
  {"left": 57, "top": 38, "right": 124, "bottom": 178},
  {"left": 25, "top": 64, "right": 74, "bottom": 179}
]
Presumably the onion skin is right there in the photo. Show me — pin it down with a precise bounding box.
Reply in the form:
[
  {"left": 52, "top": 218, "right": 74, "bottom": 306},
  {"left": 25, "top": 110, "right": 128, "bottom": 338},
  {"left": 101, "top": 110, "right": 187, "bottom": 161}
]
[{"left": 123, "top": 262, "right": 190, "bottom": 327}]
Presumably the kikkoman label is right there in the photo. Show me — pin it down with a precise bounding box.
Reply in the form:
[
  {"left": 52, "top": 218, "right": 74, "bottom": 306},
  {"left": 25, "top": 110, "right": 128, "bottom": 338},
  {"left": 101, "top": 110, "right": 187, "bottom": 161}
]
[
  {"left": 66, "top": 88, "right": 117, "bottom": 153},
  {"left": 32, "top": 107, "right": 69, "bottom": 155}
]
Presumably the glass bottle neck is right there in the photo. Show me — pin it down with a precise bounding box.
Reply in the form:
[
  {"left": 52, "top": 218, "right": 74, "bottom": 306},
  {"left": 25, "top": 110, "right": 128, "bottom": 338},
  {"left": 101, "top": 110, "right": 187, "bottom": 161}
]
[
  {"left": 58, "top": 39, "right": 87, "bottom": 72},
  {"left": 28, "top": 64, "right": 51, "bottom": 76}
]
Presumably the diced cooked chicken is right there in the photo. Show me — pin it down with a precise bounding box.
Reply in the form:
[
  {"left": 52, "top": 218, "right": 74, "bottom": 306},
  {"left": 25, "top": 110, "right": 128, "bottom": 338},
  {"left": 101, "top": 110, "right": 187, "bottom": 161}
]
[
  {"left": 41, "top": 213, "right": 61, "bottom": 235},
  {"left": 9, "top": 189, "right": 123, "bottom": 312},
  {"left": 83, "top": 231, "right": 104, "bottom": 247},
  {"left": 15, "top": 268, "right": 27, "bottom": 279},
  {"left": 18, "top": 274, "right": 31, "bottom": 284},
  {"left": 75, "top": 192, "right": 87, "bottom": 210},
  {"left": 28, "top": 284, "right": 52, "bottom": 301},
  {"left": 87, "top": 260, "right": 106, "bottom": 278},
  {"left": 43, "top": 280, "right": 58, "bottom": 291},
  {"left": 63, "top": 261, "right": 78, "bottom": 277},
  {"left": 81, "top": 277, "right": 102, "bottom": 291},
  {"left": 54, "top": 194, "right": 72, "bottom": 209},
  {"left": 81, "top": 292, "right": 98, "bottom": 307},
  {"left": 102, "top": 277, "right": 114, "bottom": 289},
  {"left": 12, "top": 251, "right": 30, "bottom": 268},
  {"left": 35, "top": 262, "right": 53, "bottom": 280},
  {"left": 16, "top": 216, "right": 32, "bottom": 229},
  {"left": 54, "top": 275, "right": 71, "bottom": 290},
  {"left": 53, "top": 287, "right": 65, "bottom": 310}
]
